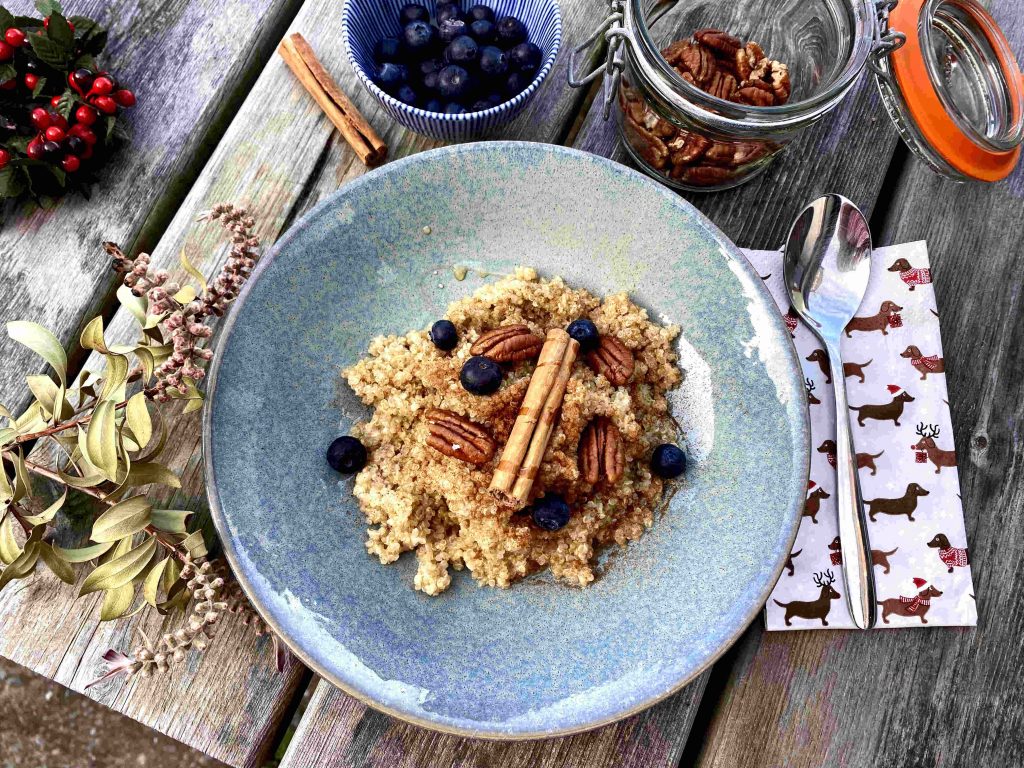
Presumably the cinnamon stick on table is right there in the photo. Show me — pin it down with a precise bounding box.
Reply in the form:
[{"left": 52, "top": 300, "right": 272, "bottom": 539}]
[
  {"left": 278, "top": 33, "right": 387, "bottom": 166},
  {"left": 490, "top": 329, "right": 579, "bottom": 507}
]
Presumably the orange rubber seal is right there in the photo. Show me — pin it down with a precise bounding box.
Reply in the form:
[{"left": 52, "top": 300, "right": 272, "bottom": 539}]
[{"left": 889, "top": 0, "right": 1021, "bottom": 181}]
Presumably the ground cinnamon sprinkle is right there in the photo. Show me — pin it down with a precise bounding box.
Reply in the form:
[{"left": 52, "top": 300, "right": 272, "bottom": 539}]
[{"left": 342, "top": 268, "right": 683, "bottom": 595}]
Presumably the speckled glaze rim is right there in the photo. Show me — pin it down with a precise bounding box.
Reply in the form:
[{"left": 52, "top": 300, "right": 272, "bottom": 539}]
[
  {"left": 341, "top": 0, "right": 563, "bottom": 129},
  {"left": 203, "top": 142, "right": 810, "bottom": 740}
]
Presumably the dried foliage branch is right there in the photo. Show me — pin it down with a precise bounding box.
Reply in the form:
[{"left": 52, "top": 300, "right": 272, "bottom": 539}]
[{"left": 0, "top": 204, "right": 284, "bottom": 685}]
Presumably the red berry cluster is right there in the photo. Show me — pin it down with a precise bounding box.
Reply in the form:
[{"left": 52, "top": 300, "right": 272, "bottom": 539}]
[{"left": 0, "top": 7, "right": 137, "bottom": 197}]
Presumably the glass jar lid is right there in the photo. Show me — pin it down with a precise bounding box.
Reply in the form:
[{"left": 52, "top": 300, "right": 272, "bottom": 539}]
[{"left": 877, "top": 0, "right": 1023, "bottom": 181}]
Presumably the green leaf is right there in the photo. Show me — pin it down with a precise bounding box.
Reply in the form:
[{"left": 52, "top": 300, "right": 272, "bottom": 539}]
[
  {"left": 31, "top": 74, "right": 46, "bottom": 97},
  {"left": 181, "top": 530, "right": 207, "bottom": 559},
  {"left": 54, "top": 89, "right": 75, "bottom": 119},
  {"left": 55, "top": 540, "right": 113, "bottom": 563},
  {"left": 25, "top": 374, "right": 60, "bottom": 417},
  {"left": 45, "top": 10, "right": 73, "bottom": 48},
  {"left": 39, "top": 542, "right": 75, "bottom": 584},
  {"left": 21, "top": 489, "right": 66, "bottom": 527},
  {"left": 173, "top": 285, "right": 196, "bottom": 305},
  {"left": 124, "top": 461, "right": 180, "bottom": 490},
  {"left": 134, "top": 346, "right": 156, "bottom": 383},
  {"left": 124, "top": 393, "right": 152, "bottom": 450},
  {"left": 79, "top": 316, "right": 108, "bottom": 353},
  {"left": 14, "top": 401, "right": 47, "bottom": 436},
  {"left": 0, "top": 9, "right": 14, "bottom": 29},
  {"left": 97, "top": 354, "right": 128, "bottom": 402},
  {"left": 180, "top": 246, "right": 208, "bottom": 293},
  {"left": 0, "top": 428, "right": 15, "bottom": 447},
  {"left": 10, "top": 449, "right": 30, "bottom": 503},
  {"left": 35, "top": 0, "right": 64, "bottom": 16},
  {"left": 85, "top": 400, "right": 118, "bottom": 481},
  {"left": 79, "top": 535, "right": 156, "bottom": 595},
  {"left": 0, "top": 165, "right": 26, "bottom": 199},
  {"left": 0, "top": 404, "right": 12, "bottom": 420},
  {"left": 0, "top": 514, "right": 22, "bottom": 565},
  {"left": 151, "top": 509, "right": 190, "bottom": 534},
  {"left": 117, "top": 285, "right": 148, "bottom": 326},
  {"left": 0, "top": 61, "right": 15, "bottom": 83},
  {"left": 143, "top": 557, "right": 168, "bottom": 606},
  {"left": 100, "top": 582, "right": 136, "bottom": 620},
  {"left": 182, "top": 397, "right": 205, "bottom": 414},
  {"left": 91, "top": 496, "right": 152, "bottom": 543},
  {"left": 7, "top": 321, "right": 66, "bottom": 385},
  {"left": 58, "top": 468, "right": 106, "bottom": 489},
  {"left": 0, "top": 542, "right": 39, "bottom": 591},
  {"left": 0, "top": 461, "right": 12, "bottom": 507}
]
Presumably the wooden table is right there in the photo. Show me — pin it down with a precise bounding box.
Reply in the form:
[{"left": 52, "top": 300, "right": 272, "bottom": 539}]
[{"left": 1, "top": 1, "right": 1021, "bottom": 766}]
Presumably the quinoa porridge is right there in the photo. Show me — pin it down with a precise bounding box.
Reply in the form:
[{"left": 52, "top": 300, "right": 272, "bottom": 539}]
[{"left": 339, "top": 268, "right": 686, "bottom": 595}]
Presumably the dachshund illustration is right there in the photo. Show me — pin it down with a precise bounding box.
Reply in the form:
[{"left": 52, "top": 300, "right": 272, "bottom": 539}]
[
  {"left": 927, "top": 533, "right": 970, "bottom": 573},
  {"left": 784, "top": 548, "right": 802, "bottom": 577},
  {"left": 804, "top": 482, "right": 830, "bottom": 524},
  {"left": 845, "top": 300, "right": 903, "bottom": 336},
  {"left": 913, "top": 423, "right": 957, "bottom": 473},
  {"left": 784, "top": 305, "right": 799, "bottom": 337},
  {"left": 866, "top": 482, "right": 930, "bottom": 522},
  {"left": 817, "top": 439, "right": 884, "bottom": 475},
  {"left": 773, "top": 570, "right": 840, "bottom": 626},
  {"left": 827, "top": 537, "right": 898, "bottom": 573},
  {"left": 888, "top": 258, "right": 932, "bottom": 291},
  {"left": 900, "top": 345, "right": 945, "bottom": 380},
  {"left": 878, "top": 578, "right": 942, "bottom": 624},
  {"left": 805, "top": 378, "right": 820, "bottom": 406},
  {"left": 844, "top": 359, "right": 872, "bottom": 383},
  {"left": 849, "top": 385, "right": 915, "bottom": 427}
]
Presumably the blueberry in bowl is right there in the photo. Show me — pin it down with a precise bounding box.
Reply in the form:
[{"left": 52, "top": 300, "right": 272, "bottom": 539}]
[{"left": 343, "top": 0, "right": 563, "bottom": 140}]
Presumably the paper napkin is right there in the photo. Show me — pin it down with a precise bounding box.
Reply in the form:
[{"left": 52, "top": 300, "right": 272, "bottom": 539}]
[{"left": 740, "top": 242, "right": 977, "bottom": 630}]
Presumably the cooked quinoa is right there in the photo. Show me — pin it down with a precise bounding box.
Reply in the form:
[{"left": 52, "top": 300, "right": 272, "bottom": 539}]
[{"left": 342, "top": 268, "right": 682, "bottom": 595}]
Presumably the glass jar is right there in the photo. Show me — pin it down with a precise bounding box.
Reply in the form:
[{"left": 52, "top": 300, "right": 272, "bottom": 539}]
[{"left": 568, "top": 0, "right": 1023, "bottom": 192}]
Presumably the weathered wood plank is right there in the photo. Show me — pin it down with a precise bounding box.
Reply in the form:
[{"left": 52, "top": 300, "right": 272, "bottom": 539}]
[
  {"left": 1, "top": 0, "right": 605, "bottom": 764},
  {"left": 688, "top": 2, "right": 1024, "bottom": 765},
  {"left": 280, "top": 675, "right": 708, "bottom": 768},
  {"left": 0, "top": 0, "right": 304, "bottom": 415}
]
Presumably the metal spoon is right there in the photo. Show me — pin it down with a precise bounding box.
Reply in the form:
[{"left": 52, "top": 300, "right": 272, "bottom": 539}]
[{"left": 783, "top": 194, "right": 876, "bottom": 629}]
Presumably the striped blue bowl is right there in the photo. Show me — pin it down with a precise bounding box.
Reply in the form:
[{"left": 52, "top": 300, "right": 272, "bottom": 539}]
[{"left": 342, "top": 0, "right": 562, "bottom": 141}]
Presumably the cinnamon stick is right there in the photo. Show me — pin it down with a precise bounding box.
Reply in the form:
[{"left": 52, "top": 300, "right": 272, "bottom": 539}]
[
  {"left": 510, "top": 337, "right": 579, "bottom": 504},
  {"left": 278, "top": 33, "right": 387, "bottom": 166}
]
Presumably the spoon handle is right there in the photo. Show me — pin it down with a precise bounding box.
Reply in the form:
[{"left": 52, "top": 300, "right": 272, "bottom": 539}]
[{"left": 826, "top": 340, "right": 876, "bottom": 629}]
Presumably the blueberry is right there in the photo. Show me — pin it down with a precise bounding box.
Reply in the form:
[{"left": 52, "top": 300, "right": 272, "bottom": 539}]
[
  {"left": 423, "top": 98, "right": 444, "bottom": 112},
  {"left": 395, "top": 83, "right": 418, "bottom": 105},
  {"left": 460, "top": 355, "right": 503, "bottom": 395},
  {"left": 376, "top": 62, "right": 408, "bottom": 92},
  {"left": 478, "top": 45, "right": 508, "bottom": 79},
  {"left": 444, "top": 102, "right": 467, "bottom": 114},
  {"left": 566, "top": 318, "right": 599, "bottom": 352},
  {"left": 374, "top": 36, "right": 403, "bottom": 62},
  {"left": 327, "top": 436, "right": 367, "bottom": 474},
  {"left": 402, "top": 20, "right": 438, "bottom": 59},
  {"left": 651, "top": 444, "right": 687, "bottom": 478},
  {"left": 445, "top": 35, "right": 479, "bottom": 66},
  {"left": 436, "top": 2, "right": 465, "bottom": 23},
  {"left": 467, "top": 4, "right": 495, "bottom": 22},
  {"left": 423, "top": 70, "right": 441, "bottom": 90},
  {"left": 419, "top": 58, "right": 444, "bottom": 90},
  {"left": 495, "top": 16, "right": 527, "bottom": 47},
  {"left": 469, "top": 18, "right": 496, "bottom": 44},
  {"left": 439, "top": 18, "right": 468, "bottom": 44},
  {"left": 530, "top": 493, "right": 571, "bottom": 531},
  {"left": 505, "top": 70, "right": 531, "bottom": 96},
  {"left": 399, "top": 3, "right": 430, "bottom": 25},
  {"left": 429, "top": 319, "right": 458, "bottom": 350},
  {"left": 508, "top": 42, "right": 542, "bottom": 73},
  {"left": 437, "top": 65, "right": 471, "bottom": 99},
  {"left": 471, "top": 92, "right": 503, "bottom": 111}
]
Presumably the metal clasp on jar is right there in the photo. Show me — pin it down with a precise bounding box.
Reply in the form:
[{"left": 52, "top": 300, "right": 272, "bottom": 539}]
[
  {"left": 868, "top": 0, "right": 908, "bottom": 74},
  {"left": 566, "top": 0, "right": 634, "bottom": 119}
]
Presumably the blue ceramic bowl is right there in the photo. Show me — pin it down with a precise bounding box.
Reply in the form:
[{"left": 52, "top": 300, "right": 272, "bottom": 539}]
[
  {"left": 205, "top": 142, "right": 809, "bottom": 739},
  {"left": 342, "top": 0, "right": 562, "bottom": 141}
]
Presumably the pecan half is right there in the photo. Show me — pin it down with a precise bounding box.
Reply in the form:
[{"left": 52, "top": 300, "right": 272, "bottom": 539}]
[
  {"left": 735, "top": 42, "right": 765, "bottom": 82},
  {"left": 769, "top": 61, "right": 791, "bottom": 102},
  {"left": 579, "top": 417, "right": 625, "bottom": 485},
  {"left": 675, "top": 165, "right": 736, "bottom": 186},
  {"left": 470, "top": 325, "right": 544, "bottom": 362},
  {"left": 694, "top": 29, "right": 741, "bottom": 57},
  {"left": 736, "top": 80, "right": 775, "bottom": 106},
  {"left": 585, "top": 335, "right": 635, "bottom": 386},
  {"left": 425, "top": 409, "right": 496, "bottom": 465},
  {"left": 667, "top": 132, "right": 711, "bottom": 166},
  {"left": 664, "top": 40, "right": 715, "bottom": 85},
  {"left": 623, "top": 118, "right": 669, "bottom": 170},
  {"left": 707, "top": 70, "right": 737, "bottom": 101}
]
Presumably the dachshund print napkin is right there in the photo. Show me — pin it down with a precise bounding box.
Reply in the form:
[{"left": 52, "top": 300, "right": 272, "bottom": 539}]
[{"left": 742, "top": 241, "right": 978, "bottom": 631}]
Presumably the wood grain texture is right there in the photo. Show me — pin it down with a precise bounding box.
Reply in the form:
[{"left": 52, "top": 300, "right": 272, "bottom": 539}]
[
  {"left": 280, "top": 674, "right": 708, "bottom": 768},
  {"left": 688, "top": 2, "right": 1024, "bottom": 765},
  {"left": 0, "top": 0, "right": 304, "bottom": 415}
]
